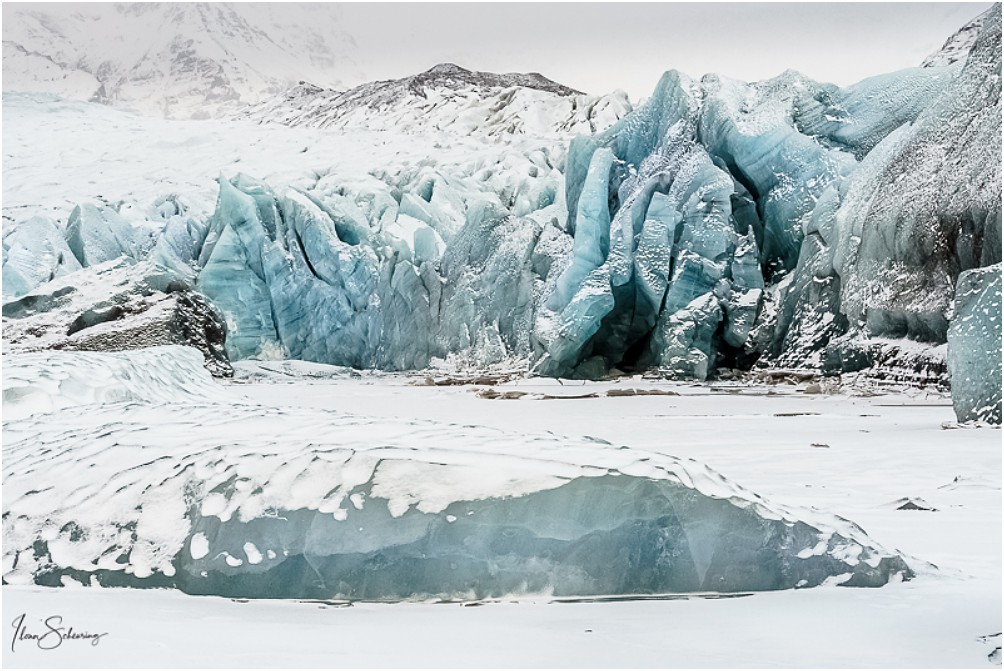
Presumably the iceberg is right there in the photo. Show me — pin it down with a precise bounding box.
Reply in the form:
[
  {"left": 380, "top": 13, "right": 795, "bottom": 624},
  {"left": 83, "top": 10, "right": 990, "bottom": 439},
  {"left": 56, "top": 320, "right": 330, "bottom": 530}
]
[
  {"left": 948, "top": 264, "right": 1002, "bottom": 424},
  {"left": 2, "top": 347, "right": 912, "bottom": 599}
]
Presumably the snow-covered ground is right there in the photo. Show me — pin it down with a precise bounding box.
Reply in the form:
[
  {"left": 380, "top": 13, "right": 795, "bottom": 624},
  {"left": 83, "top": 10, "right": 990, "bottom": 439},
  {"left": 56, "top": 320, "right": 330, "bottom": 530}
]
[
  {"left": 2, "top": 578, "right": 999, "bottom": 668},
  {"left": 1, "top": 92, "right": 572, "bottom": 224},
  {"left": 3, "top": 365, "right": 1000, "bottom": 668}
]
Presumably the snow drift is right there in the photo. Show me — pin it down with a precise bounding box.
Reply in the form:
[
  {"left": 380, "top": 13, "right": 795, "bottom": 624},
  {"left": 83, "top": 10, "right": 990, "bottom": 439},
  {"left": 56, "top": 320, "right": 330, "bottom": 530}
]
[{"left": 1, "top": 345, "right": 236, "bottom": 421}]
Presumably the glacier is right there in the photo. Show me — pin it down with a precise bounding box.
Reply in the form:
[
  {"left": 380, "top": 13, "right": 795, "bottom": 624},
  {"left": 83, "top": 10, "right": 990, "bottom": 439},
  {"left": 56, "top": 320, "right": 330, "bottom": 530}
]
[
  {"left": 1, "top": 8, "right": 1000, "bottom": 424},
  {"left": 191, "top": 8, "right": 1002, "bottom": 388},
  {"left": 0, "top": 7, "right": 1000, "bottom": 661},
  {"left": 2, "top": 347, "right": 912, "bottom": 599}
]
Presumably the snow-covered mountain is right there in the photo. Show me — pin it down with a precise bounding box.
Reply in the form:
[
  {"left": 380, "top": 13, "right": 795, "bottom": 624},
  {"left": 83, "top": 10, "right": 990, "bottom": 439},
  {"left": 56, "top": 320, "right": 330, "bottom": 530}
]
[
  {"left": 234, "top": 63, "right": 632, "bottom": 137},
  {"left": 2, "top": 3, "right": 631, "bottom": 130},
  {"left": 1, "top": 3, "right": 363, "bottom": 118}
]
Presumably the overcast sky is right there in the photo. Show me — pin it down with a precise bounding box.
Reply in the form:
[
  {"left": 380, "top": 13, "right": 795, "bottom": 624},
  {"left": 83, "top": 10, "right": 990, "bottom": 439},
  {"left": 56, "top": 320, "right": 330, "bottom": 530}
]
[{"left": 336, "top": 2, "right": 993, "bottom": 98}]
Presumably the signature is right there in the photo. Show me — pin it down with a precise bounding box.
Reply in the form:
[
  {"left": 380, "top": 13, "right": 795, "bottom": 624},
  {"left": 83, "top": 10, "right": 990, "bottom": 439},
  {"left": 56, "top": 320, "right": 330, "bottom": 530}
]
[{"left": 10, "top": 614, "right": 108, "bottom": 652}]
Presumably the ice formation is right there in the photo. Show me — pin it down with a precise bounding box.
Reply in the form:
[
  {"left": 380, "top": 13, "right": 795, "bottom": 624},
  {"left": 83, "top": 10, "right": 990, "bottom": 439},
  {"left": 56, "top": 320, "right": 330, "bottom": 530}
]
[
  {"left": 549, "top": 8, "right": 1000, "bottom": 382},
  {"left": 2, "top": 216, "right": 81, "bottom": 298},
  {"left": 194, "top": 167, "right": 566, "bottom": 369},
  {"left": 948, "top": 264, "right": 1003, "bottom": 424},
  {"left": 832, "top": 14, "right": 1001, "bottom": 345},
  {"left": 2, "top": 9, "right": 1000, "bottom": 420},
  {"left": 214, "top": 7, "right": 1000, "bottom": 386},
  {"left": 2, "top": 347, "right": 912, "bottom": 599}
]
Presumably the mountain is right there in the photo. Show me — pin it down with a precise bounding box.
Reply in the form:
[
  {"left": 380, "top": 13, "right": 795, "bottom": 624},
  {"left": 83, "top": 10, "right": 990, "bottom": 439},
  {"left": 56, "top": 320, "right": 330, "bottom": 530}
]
[
  {"left": 2, "top": 4, "right": 630, "bottom": 129},
  {"left": 1, "top": 3, "right": 362, "bottom": 119},
  {"left": 233, "top": 63, "right": 632, "bottom": 137}
]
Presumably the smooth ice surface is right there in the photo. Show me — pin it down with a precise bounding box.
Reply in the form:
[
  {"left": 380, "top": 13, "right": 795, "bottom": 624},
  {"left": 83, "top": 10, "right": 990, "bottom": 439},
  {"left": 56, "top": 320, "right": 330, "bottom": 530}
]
[
  {"left": 2, "top": 581, "right": 1000, "bottom": 668},
  {"left": 3, "top": 347, "right": 911, "bottom": 599}
]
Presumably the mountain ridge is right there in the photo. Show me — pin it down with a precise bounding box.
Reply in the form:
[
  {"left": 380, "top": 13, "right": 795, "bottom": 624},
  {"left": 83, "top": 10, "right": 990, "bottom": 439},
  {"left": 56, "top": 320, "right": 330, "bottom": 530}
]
[
  {"left": 1, "top": 2, "right": 362, "bottom": 118},
  {"left": 233, "top": 62, "right": 631, "bottom": 138}
]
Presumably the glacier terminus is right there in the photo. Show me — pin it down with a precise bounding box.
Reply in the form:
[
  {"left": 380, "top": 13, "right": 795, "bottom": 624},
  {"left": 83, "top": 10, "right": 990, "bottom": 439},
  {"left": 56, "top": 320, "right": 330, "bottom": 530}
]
[{"left": 4, "top": 15, "right": 1000, "bottom": 422}]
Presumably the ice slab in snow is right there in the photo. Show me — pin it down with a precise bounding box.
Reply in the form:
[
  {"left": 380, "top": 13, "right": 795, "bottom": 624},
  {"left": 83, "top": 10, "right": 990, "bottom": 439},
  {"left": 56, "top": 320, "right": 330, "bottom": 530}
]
[{"left": 2, "top": 347, "right": 912, "bottom": 600}]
